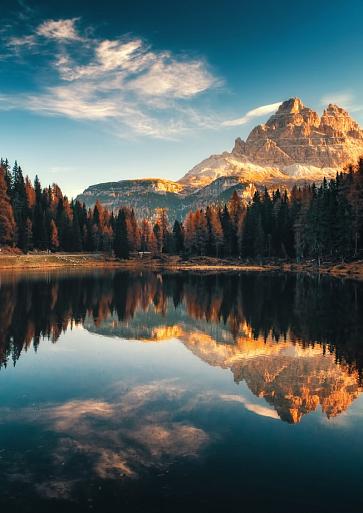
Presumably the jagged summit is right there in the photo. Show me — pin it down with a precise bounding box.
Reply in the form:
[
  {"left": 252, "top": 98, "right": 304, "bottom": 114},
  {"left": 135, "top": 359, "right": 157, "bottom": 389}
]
[
  {"left": 179, "top": 97, "right": 363, "bottom": 188},
  {"left": 273, "top": 97, "right": 305, "bottom": 114},
  {"left": 77, "top": 97, "right": 363, "bottom": 217}
]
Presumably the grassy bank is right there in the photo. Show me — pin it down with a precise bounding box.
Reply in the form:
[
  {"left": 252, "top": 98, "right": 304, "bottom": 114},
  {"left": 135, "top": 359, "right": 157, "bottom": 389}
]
[{"left": 0, "top": 252, "right": 362, "bottom": 280}]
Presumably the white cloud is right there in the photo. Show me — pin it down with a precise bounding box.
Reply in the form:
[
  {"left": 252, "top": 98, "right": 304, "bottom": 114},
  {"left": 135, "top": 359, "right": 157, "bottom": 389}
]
[
  {"left": 321, "top": 91, "right": 363, "bottom": 113},
  {"left": 222, "top": 101, "right": 282, "bottom": 127},
  {"left": 0, "top": 380, "right": 209, "bottom": 490},
  {"left": 1, "top": 18, "right": 219, "bottom": 138},
  {"left": 220, "top": 394, "right": 279, "bottom": 419},
  {"left": 7, "top": 34, "right": 37, "bottom": 48},
  {"left": 130, "top": 59, "right": 216, "bottom": 98},
  {"left": 25, "top": 85, "right": 120, "bottom": 119},
  {"left": 321, "top": 91, "right": 353, "bottom": 108},
  {"left": 36, "top": 18, "right": 82, "bottom": 41},
  {"left": 96, "top": 39, "right": 147, "bottom": 72}
]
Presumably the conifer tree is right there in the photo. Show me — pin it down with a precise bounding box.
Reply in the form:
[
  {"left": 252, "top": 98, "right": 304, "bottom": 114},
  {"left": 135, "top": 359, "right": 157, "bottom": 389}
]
[
  {"left": 0, "top": 165, "right": 16, "bottom": 246},
  {"left": 71, "top": 203, "right": 82, "bottom": 251},
  {"left": 114, "top": 208, "right": 129, "bottom": 259},
  {"left": 172, "top": 219, "right": 184, "bottom": 254},
  {"left": 12, "top": 163, "right": 30, "bottom": 252},
  {"left": 221, "top": 205, "right": 233, "bottom": 256},
  {"left": 206, "top": 207, "right": 223, "bottom": 257},
  {"left": 154, "top": 208, "right": 169, "bottom": 253},
  {"left": 32, "top": 176, "right": 49, "bottom": 250},
  {"left": 49, "top": 220, "right": 59, "bottom": 252},
  {"left": 0, "top": 158, "right": 12, "bottom": 197}
]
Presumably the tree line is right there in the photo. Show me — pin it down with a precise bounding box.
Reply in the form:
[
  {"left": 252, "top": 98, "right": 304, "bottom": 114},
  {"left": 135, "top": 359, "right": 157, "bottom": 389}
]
[
  {"left": 0, "top": 157, "right": 363, "bottom": 260},
  {"left": 1, "top": 272, "right": 362, "bottom": 382}
]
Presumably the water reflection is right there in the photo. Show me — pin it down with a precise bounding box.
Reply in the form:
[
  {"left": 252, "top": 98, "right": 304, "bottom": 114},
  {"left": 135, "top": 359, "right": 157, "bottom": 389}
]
[
  {"left": 1, "top": 379, "right": 208, "bottom": 490},
  {"left": 1, "top": 270, "right": 362, "bottom": 423}
]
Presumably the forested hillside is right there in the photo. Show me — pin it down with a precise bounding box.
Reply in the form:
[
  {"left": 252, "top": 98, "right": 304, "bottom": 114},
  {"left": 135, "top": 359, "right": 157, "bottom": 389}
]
[{"left": 0, "top": 158, "right": 362, "bottom": 262}]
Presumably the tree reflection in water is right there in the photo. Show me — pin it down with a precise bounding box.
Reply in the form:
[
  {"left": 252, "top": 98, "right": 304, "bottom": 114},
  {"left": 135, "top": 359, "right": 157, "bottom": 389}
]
[{"left": 0, "top": 270, "right": 363, "bottom": 423}]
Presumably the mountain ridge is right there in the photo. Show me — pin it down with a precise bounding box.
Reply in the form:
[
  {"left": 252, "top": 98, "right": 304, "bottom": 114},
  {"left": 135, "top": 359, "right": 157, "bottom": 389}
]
[{"left": 77, "top": 98, "right": 363, "bottom": 218}]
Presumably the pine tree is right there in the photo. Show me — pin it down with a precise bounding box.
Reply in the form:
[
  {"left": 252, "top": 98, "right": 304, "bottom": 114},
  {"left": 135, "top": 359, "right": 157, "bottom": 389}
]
[
  {"left": 12, "top": 163, "right": 30, "bottom": 252},
  {"left": 0, "top": 158, "right": 12, "bottom": 197},
  {"left": 228, "top": 191, "right": 244, "bottom": 255},
  {"left": 0, "top": 165, "right": 16, "bottom": 246},
  {"left": 183, "top": 211, "right": 197, "bottom": 255},
  {"left": 194, "top": 209, "right": 208, "bottom": 256},
  {"left": 221, "top": 205, "right": 233, "bottom": 256},
  {"left": 206, "top": 207, "right": 223, "bottom": 257},
  {"left": 114, "top": 208, "right": 129, "bottom": 259},
  {"left": 172, "top": 220, "right": 184, "bottom": 254},
  {"left": 127, "top": 209, "right": 140, "bottom": 252},
  {"left": 155, "top": 208, "right": 169, "bottom": 253},
  {"left": 56, "top": 197, "right": 73, "bottom": 251},
  {"left": 347, "top": 159, "right": 363, "bottom": 256},
  {"left": 71, "top": 205, "right": 82, "bottom": 251},
  {"left": 25, "top": 176, "right": 36, "bottom": 209},
  {"left": 49, "top": 220, "right": 59, "bottom": 252},
  {"left": 32, "top": 176, "right": 48, "bottom": 249}
]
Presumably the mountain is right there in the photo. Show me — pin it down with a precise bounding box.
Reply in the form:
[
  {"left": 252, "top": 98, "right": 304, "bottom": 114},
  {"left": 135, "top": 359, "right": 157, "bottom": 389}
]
[
  {"left": 85, "top": 303, "right": 362, "bottom": 424},
  {"left": 77, "top": 175, "right": 254, "bottom": 219},
  {"left": 76, "top": 178, "right": 187, "bottom": 220},
  {"left": 180, "top": 97, "right": 363, "bottom": 188},
  {"left": 77, "top": 98, "right": 363, "bottom": 218}
]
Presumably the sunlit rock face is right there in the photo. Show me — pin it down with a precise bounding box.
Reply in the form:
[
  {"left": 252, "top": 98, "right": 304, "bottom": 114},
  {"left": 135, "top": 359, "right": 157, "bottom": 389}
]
[
  {"left": 85, "top": 305, "right": 363, "bottom": 424},
  {"left": 76, "top": 178, "right": 188, "bottom": 220},
  {"left": 179, "top": 329, "right": 362, "bottom": 424},
  {"left": 180, "top": 98, "right": 363, "bottom": 188},
  {"left": 77, "top": 98, "right": 363, "bottom": 217},
  {"left": 1, "top": 271, "right": 362, "bottom": 425}
]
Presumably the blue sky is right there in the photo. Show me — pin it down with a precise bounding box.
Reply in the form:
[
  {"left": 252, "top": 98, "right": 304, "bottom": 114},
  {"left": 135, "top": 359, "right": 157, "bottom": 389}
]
[{"left": 1, "top": 0, "right": 363, "bottom": 197}]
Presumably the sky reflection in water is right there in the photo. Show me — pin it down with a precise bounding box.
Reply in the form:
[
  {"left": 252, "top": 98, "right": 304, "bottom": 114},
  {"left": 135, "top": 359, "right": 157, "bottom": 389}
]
[{"left": 0, "top": 270, "right": 363, "bottom": 513}]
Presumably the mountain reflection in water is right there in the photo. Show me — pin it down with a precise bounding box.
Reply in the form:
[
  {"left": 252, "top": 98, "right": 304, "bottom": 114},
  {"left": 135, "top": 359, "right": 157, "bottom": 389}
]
[{"left": 1, "top": 270, "right": 362, "bottom": 424}]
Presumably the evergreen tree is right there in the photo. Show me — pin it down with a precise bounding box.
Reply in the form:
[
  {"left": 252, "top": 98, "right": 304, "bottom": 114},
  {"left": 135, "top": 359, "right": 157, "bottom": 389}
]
[
  {"left": 12, "top": 163, "right": 30, "bottom": 252},
  {"left": 206, "top": 206, "right": 224, "bottom": 257},
  {"left": 172, "top": 220, "right": 184, "bottom": 254},
  {"left": 0, "top": 165, "right": 16, "bottom": 246},
  {"left": 0, "top": 158, "right": 12, "bottom": 197},
  {"left": 71, "top": 204, "right": 82, "bottom": 251},
  {"left": 221, "top": 204, "right": 233, "bottom": 256},
  {"left": 114, "top": 208, "right": 129, "bottom": 259},
  {"left": 32, "top": 175, "right": 47, "bottom": 249},
  {"left": 49, "top": 220, "right": 59, "bottom": 252}
]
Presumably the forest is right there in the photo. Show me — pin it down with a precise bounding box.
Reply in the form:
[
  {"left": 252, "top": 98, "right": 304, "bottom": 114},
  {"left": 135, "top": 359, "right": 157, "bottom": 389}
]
[{"left": 0, "top": 157, "right": 363, "bottom": 262}]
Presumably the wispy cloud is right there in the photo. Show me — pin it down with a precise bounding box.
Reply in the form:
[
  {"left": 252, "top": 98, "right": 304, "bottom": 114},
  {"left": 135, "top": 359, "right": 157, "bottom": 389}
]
[
  {"left": 0, "top": 18, "right": 219, "bottom": 139},
  {"left": 222, "top": 101, "right": 282, "bottom": 127},
  {"left": 0, "top": 380, "right": 209, "bottom": 493},
  {"left": 7, "top": 34, "right": 37, "bottom": 49},
  {"left": 220, "top": 394, "right": 279, "bottom": 420},
  {"left": 36, "top": 18, "right": 83, "bottom": 41},
  {"left": 321, "top": 91, "right": 363, "bottom": 113}
]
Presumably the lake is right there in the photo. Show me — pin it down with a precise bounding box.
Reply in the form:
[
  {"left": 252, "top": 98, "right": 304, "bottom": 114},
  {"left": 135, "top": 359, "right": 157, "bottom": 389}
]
[{"left": 0, "top": 270, "right": 363, "bottom": 513}]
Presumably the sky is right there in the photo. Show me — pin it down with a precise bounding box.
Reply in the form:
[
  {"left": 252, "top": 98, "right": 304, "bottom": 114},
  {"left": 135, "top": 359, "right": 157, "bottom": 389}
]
[{"left": 1, "top": 0, "right": 363, "bottom": 197}]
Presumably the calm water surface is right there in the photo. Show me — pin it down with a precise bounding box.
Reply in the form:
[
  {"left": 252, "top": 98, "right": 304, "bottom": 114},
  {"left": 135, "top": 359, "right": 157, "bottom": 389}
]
[{"left": 0, "top": 270, "right": 363, "bottom": 513}]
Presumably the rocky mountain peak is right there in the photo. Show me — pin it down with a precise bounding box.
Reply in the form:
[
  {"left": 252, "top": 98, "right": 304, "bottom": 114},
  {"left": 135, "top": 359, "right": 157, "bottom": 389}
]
[
  {"left": 78, "top": 97, "right": 363, "bottom": 217},
  {"left": 320, "top": 103, "right": 361, "bottom": 134},
  {"left": 178, "top": 98, "right": 363, "bottom": 189},
  {"left": 276, "top": 97, "right": 304, "bottom": 114},
  {"left": 262, "top": 97, "right": 320, "bottom": 132}
]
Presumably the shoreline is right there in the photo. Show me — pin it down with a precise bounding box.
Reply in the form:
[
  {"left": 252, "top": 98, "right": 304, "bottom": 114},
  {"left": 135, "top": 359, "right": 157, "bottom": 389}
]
[{"left": 0, "top": 253, "right": 362, "bottom": 280}]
